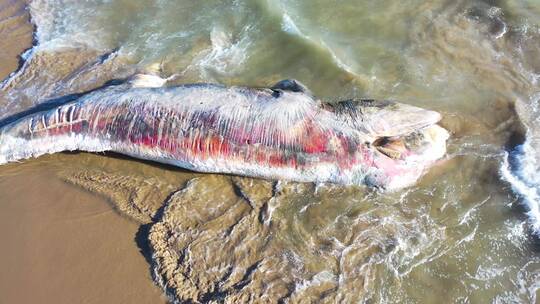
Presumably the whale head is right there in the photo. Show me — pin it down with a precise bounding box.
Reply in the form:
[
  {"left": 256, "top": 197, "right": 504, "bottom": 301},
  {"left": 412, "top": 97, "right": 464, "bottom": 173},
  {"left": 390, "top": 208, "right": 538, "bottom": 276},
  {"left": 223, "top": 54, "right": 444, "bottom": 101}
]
[{"left": 326, "top": 99, "right": 449, "bottom": 189}]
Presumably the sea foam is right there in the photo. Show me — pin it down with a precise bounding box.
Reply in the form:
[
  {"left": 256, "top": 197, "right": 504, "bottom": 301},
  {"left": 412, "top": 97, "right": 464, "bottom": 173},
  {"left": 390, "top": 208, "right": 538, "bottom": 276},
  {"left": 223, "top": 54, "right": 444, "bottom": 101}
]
[{"left": 501, "top": 140, "right": 540, "bottom": 235}]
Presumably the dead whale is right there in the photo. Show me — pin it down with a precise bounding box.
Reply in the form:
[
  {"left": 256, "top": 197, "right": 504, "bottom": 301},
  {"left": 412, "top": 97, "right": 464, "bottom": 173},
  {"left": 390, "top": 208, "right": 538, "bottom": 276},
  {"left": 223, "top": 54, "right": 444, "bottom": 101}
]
[{"left": 0, "top": 77, "right": 448, "bottom": 189}]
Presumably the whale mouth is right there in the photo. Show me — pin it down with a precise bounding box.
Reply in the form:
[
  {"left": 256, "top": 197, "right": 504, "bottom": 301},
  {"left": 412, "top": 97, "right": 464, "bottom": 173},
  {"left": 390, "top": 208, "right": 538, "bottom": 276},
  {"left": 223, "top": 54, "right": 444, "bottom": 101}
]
[
  {"left": 372, "top": 124, "right": 449, "bottom": 162},
  {"left": 368, "top": 123, "right": 450, "bottom": 189},
  {"left": 373, "top": 136, "right": 408, "bottom": 160},
  {"left": 370, "top": 124, "right": 450, "bottom": 190}
]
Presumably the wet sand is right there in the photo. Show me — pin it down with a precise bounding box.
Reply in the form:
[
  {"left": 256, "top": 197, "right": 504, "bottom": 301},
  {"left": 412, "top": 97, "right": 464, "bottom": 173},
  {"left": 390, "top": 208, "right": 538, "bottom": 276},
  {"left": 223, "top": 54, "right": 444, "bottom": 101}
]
[
  {"left": 1, "top": 0, "right": 540, "bottom": 302},
  {"left": 0, "top": 0, "right": 31, "bottom": 78},
  {"left": 0, "top": 1, "right": 168, "bottom": 303}
]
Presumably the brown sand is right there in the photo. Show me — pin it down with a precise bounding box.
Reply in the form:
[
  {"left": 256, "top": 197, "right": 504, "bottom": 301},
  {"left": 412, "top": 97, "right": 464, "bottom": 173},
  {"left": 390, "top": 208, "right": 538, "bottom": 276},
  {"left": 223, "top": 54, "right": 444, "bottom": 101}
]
[
  {"left": 0, "top": 0, "right": 32, "bottom": 78},
  {"left": 0, "top": 1, "right": 168, "bottom": 303}
]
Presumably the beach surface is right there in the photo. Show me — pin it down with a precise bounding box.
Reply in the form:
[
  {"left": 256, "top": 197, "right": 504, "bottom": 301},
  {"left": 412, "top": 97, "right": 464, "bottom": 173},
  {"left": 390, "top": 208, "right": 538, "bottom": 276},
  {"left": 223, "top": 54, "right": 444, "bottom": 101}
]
[
  {"left": 0, "top": 0, "right": 539, "bottom": 303},
  {"left": 0, "top": 1, "right": 167, "bottom": 303}
]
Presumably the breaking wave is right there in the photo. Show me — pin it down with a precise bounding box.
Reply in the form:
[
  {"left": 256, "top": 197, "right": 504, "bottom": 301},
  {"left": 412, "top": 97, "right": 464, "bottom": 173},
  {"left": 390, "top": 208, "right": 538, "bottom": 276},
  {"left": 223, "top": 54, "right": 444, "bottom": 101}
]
[
  {"left": 501, "top": 94, "right": 540, "bottom": 235},
  {"left": 502, "top": 143, "right": 540, "bottom": 234},
  {"left": 1, "top": 0, "right": 540, "bottom": 303}
]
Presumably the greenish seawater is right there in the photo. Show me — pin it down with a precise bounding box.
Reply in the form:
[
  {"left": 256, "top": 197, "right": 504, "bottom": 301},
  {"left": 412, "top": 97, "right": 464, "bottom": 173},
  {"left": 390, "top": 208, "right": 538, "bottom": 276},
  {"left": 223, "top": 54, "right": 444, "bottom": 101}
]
[{"left": 1, "top": 0, "right": 539, "bottom": 302}]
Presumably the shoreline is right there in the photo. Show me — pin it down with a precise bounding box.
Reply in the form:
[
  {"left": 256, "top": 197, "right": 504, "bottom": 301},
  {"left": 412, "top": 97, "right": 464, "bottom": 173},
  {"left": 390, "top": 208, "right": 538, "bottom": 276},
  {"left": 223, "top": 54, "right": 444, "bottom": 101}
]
[
  {"left": 0, "top": 0, "right": 32, "bottom": 80},
  {"left": 0, "top": 1, "right": 168, "bottom": 303},
  {"left": 0, "top": 0, "right": 539, "bottom": 302}
]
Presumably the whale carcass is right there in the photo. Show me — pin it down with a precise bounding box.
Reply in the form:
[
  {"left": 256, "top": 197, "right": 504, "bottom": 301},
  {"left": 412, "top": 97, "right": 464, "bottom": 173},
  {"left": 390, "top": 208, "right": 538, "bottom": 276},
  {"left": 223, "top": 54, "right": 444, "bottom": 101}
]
[{"left": 0, "top": 78, "right": 449, "bottom": 189}]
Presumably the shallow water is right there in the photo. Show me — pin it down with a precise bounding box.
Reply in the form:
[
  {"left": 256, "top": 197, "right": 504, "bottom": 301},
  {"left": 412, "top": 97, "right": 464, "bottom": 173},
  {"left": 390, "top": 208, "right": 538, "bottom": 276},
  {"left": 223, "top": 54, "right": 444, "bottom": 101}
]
[{"left": 1, "top": 0, "right": 540, "bottom": 302}]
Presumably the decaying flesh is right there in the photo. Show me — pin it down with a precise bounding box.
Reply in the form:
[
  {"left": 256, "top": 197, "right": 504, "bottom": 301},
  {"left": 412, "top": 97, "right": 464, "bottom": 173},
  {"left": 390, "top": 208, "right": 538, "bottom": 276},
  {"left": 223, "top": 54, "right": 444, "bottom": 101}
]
[{"left": 0, "top": 78, "right": 449, "bottom": 189}]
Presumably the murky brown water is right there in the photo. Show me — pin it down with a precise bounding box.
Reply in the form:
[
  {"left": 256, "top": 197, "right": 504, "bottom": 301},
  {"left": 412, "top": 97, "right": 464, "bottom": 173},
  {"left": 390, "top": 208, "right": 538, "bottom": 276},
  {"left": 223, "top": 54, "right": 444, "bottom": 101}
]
[{"left": 1, "top": 0, "right": 540, "bottom": 303}]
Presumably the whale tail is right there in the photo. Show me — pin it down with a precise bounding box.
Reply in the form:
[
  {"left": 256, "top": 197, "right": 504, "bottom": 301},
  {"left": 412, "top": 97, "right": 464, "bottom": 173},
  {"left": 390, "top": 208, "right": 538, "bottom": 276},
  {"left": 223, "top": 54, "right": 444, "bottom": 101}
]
[
  {"left": 0, "top": 101, "right": 112, "bottom": 166},
  {"left": 0, "top": 71, "right": 174, "bottom": 166}
]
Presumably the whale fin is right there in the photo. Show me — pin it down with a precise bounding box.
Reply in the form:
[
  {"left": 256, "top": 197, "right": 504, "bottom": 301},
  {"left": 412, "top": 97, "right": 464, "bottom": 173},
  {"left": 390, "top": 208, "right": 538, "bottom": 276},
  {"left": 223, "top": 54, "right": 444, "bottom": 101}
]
[
  {"left": 271, "top": 79, "right": 311, "bottom": 95},
  {"left": 128, "top": 73, "right": 168, "bottom": 88}
]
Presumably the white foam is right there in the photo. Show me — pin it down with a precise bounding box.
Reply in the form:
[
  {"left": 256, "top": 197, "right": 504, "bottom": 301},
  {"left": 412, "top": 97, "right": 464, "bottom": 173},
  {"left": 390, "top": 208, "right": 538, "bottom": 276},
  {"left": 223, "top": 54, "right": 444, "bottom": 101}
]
[
  {"left": 281, "top": 13, "right": 302, "bottom": 35},
  {"left": 501, "top": 141, "right": 540, "bottom": 234},
  {"left": 187, "top": 26, "right": 251, "bottom": 81},
  {"left": 293, "top": 271, "right": 336, "bottom": 293},
  {"left": 0, "top": 133, "right": 112, "bottom": 165},
  {"left": 277, "top": 7, "right": 359, "bottom": 76},
  {"left": 29, "top": 0, "right": 112, "bottom": 51},
  {"left": 500, "top": 93, "right": 540, "bottom": 236},
  {"left": 0, "top": 1, "right": 114, "bottom": 106}
]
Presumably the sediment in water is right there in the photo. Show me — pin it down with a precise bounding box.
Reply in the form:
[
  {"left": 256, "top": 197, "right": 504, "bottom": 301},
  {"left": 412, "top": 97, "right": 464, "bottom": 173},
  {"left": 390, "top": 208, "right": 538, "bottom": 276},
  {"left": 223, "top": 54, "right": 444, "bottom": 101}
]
[{"left": 2, "top": 0, "right": 540, "bottom": 303}]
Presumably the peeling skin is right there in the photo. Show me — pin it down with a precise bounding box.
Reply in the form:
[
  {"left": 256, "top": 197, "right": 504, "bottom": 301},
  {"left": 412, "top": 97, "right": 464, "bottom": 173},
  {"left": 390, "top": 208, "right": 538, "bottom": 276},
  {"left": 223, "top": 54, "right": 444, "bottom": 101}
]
[{"left": 0, "top": 78, "right": 448, "bottom": 189}]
